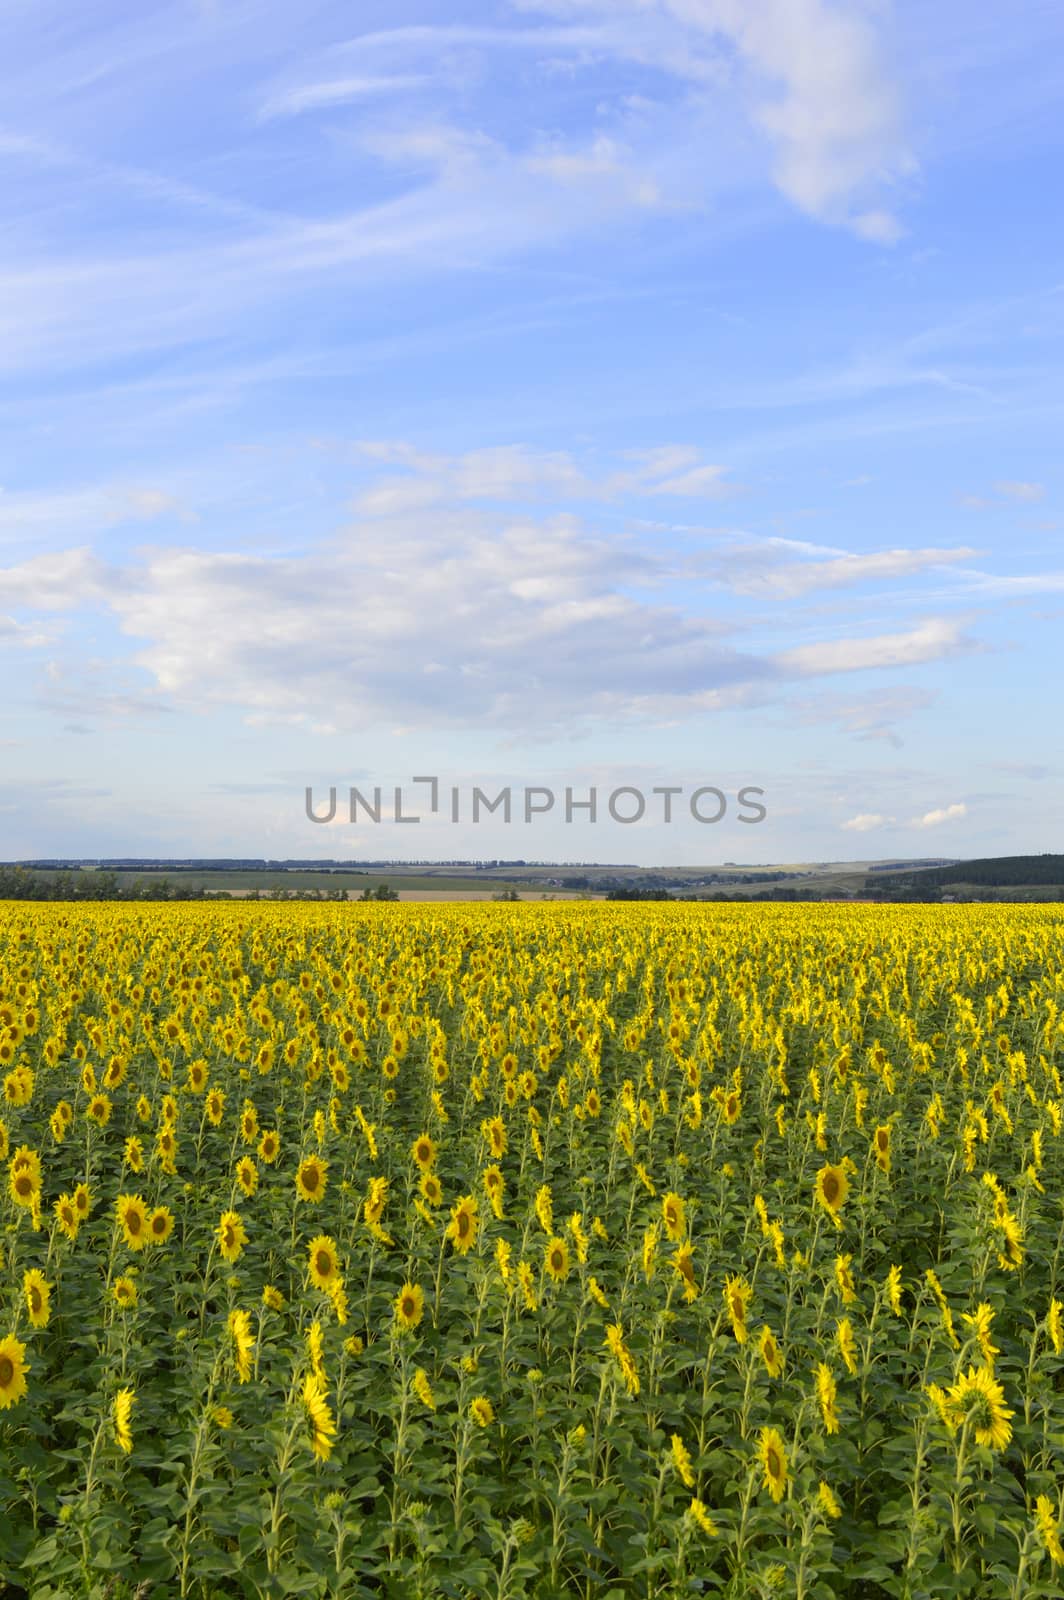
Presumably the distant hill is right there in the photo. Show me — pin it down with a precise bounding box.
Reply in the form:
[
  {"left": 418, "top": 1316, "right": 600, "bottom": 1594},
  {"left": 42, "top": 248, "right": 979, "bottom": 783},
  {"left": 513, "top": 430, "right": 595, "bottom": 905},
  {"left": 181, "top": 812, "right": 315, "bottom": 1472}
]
[{"left": 869, "top": 853, "right": 1064, "bottom": 892}]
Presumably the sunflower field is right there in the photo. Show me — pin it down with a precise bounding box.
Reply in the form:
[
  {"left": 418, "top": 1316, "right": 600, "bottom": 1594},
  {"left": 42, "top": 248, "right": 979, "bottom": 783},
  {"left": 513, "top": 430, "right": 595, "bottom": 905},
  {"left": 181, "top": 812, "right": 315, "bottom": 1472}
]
[{"left": 3, "top": 901, "right": 1064, "bottom": 1600}]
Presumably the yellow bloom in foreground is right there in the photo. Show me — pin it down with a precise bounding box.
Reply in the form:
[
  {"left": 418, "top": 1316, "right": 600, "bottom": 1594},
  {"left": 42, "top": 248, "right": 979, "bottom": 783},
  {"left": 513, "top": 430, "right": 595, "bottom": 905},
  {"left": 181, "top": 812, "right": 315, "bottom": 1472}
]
[
  {"left": 0, "top": 1334, "right": 30, "bottom": 1410},
  {"left": 412, "top": 1367, "right": 436, "bottom": 1410},
  {"left": 1034, "top": 1494, "right": 1064, "bottom": 1564},
  {"left": 303, "top": 1372, "right": 337, "bottom": 1460},
  {"left": 946, "top": 1365, "right": 1013, "bottom": 1451},
  {"left": 758, "top": 1427, "right": 789, "bottom": 1503},
  {"left": 671, "top": 1434, "right": 695, "bottom": 1488},
  {"left": 885, "top": 1265, "right": 904, "bottom": 1316},
  {"left": 112, "top": 1276, "right": 138, "bottom": 1310},
  {"left": 815, "top": 1163, "right": 849, "bottom": 1225},
  {"left": 23, "top": 1269, "right": 51, "bottom": 1330},
  {"left": 446, "top": 1195, "right": 479, "bottom": 1255},
  {"left": 295, "top": 1154, "right": 329, "bottom": 1203},
  {"left": 116, "top": 1194, "right": 150, "bottom": 1251},
  {"left": 113, "top": 1388, "right": 135, "bottom": 1454},
  {"left": 836, "top": 1318, "right": 858, "bottom": 1376},
  {"left": 1049, "top": 1299, "right": 1064, "bottom": 1356},
  {"left": 470, "top": 1397, "right": 495, "bottom": 1428},
  {"left": 723, "top": 1275, "right": 752, "bottom": 1344},
  {"left": 544, "top": 1235, "right": 570, "bottom": 1283},
  {"left": 661, "top": 1191, "right": 686, "bottom": 1242},
  {"left": 217, "top": 1209, "right": 248, "bottom": 1264},
  {"left": 54, "top": 1193, "right": 79, "bottom": 1242},
  {"left": 817, "top": 1482, "right": 843, "bottom": 1521},
  {"left": 228, "top": 1309, "right": 254, "bottom": 1383},
  {"left": 759, "top": 1324, "right": 784, "bottom": 1379},
  {"left": 816, "top": 1363, "right": 840, "bottom": 1434},
  {"left": 394, "top": 1282, "right": 424, "bottom": 1333},
  {"left": 148, "top": 1206, "right": 175, "bottom": 1246},
  {"left": 307, "top": 1235, "right": 340, "bottom": 1290},
  {"left": 687, "top": 1498, "right": 717, "bottom": 1537}
]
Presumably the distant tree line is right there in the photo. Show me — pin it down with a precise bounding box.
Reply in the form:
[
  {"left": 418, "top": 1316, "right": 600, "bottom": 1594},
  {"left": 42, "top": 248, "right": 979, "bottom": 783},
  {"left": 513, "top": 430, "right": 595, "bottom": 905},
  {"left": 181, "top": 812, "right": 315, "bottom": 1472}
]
[{"left": 867, "top": 854, "right": 1064, "bottom": 893}]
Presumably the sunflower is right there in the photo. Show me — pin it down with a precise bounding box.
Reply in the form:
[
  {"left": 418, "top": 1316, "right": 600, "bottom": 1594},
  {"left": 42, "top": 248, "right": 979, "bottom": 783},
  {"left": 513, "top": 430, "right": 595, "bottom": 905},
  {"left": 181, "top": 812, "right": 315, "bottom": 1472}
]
[
  {"left": 688, "top": 1499, "right": 717, "bottom": 1537},
  {"left": 411, "top": 1133, "right": 437, "bottom": 1172},
  {"left": 86, "top": 1093, "right": 112, "bottom": 1127},
  {"left": 885, "top": 1264, "right": 904, "bottom": 1316},
  {"left": 836, "top": 1317, "right": 858, "bottom": 1376},
  {"left": 815, "top": 1163, "right": 849, "bottom": 1223},
  {"left": 394, "top": 1282, "right": 424, "bottom": 1332},
  {"left": 671, "top": 1434, "right": 695, "bottom": 1488},
  {"left": 724, "top": 1275, "right": 752, "bottom": 1344},
  {"left": 8, "top": 1165, "right": 37, "bottom": 1209},
  {"left": 112, "top": 1277, "right": 138, "bottom": 1310},
  {"left": 116, "top": 1194, "right": 150, "bottom": 1251},
  {"left": 446, "top": 1195, "right": 479, "bottom": 1255},
  {"left": 469, "top": 1397, "right": 495, "bottom": 1428},
  {"left": 817, "top": 1482, "right": 843, "bottom": 1521},
  {"left": 228, "top": 1309, "right": 254, "bottom": 1383},
  {"left": 759, "top": 1324, "right": 784, "bottom": 1379},
  {"left": 758, "top": 1426, "right": 789, "bottom": 1503},
  {"left": 73, "top": 1182, "right": 92, "bottom": 1220},
  {"left": 482, "top": 1164, "right": 505, "bottom": 1218},
  {"left": 236, "top": 1156, "right": 259, "bottom": 1197},
  {"left": 412, "top": 1367, "right": 436, "bottom": 1410},
  {"left": 420, "top": 1171, "right": 443, "bottom": 1208},
  {"left": 123, "top": 1136, "right": 144, "bottom": 1173},
  {"left": 206, "top": 1089, "right": 225, "bottom": 1126},
  {"left": 0, "top": 1334, "right": 29, "bottom": 1411},
  {"left": 872, "top": 1124, "right": 891, "bottom": 1174},
  {"left": 722, "top": 1089, "right": 741, "bottom": 1125},
  {"left": 295, "top": 1154, "right": 329, "bottom": 1203},
  {"left": 534, "top": 1184, "right": 554, "bottom": 1234},
  {"left": 661, "top": 1192, "right": 686, "bottom": 1242},
  {"left": 148, "top": 1206, "right": 175, "bottom": 1245},
  {"left": 54, "top": 1193, "right": 79, "bottom": 1242},
  {"left": 544, "top": 1235, "right": 570, "bottom": 1283},
  {"left": 217, "top": 1209, "right": 248, "bottom": 1264},
  {"left": 258, "top": 1128, "right": 279, "bottom": 1164},
  {"left": 262, "top": 1285, "right": 286, "bottom": 1312},
  {"left": 834, "top": 1254, "right": 857, "bottom": 1306},
  {"left": 113, "top": 1388, "right": 135, "bottom": 1454},
  {"left": 240, "top": 1103, "right": 259, "bottom": 1144},
  {"left": 23, "top": 1269, "right": 51, "bottom": 1330},
  {"left": 1035, "top": 1496, "right": 1064, "bottom": 1564},
  {"left": 1048, "top": 1299, "right": 1064, "bottom": 1356},
  {"left": 212, "top": 1405, "right": 234, "bottom": 1431},
  {"left": 302, "top": 1372, "right": 337, "bottom": 1461},
  {"left": 308, "top": 1235, "right": 340, "bottom": 1290},
  {"left": 815, "top": 1363, "right": 840, "bottom": 1434},
  {"left": 946, "top": 1365, "right": 1013, "bottom": 1451}
]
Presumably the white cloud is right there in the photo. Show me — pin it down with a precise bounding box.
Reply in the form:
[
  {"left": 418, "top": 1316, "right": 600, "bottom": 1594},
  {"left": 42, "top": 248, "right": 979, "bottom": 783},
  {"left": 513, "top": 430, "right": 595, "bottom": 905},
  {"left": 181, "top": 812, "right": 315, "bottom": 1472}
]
[
  {"left": 841, "top": 812, "right": 890, "bottom": 832},
  {"left": 259, "top": 75, "right": 430, "bottom": 120},
  {"left": 911, "top": 802, "right": 967, "bottom": 828},
  {"left": 728, "top": 546, "right": 976, "bottom": 598},
  {"left": 775, "top": 617, "right": 973, "bottom": 676},
  {"left": 994, "top": 480, "right": 1045, "bottom": 502},
  {"left": 519, "top": 0, "right": 910, "bottom": 235}
]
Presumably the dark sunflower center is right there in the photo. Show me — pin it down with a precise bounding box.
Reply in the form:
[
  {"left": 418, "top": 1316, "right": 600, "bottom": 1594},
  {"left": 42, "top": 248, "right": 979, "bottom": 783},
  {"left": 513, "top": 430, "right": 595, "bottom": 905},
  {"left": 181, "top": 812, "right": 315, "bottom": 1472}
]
[
  {"left": 30, "top": 1288, "right": 42, "bottom": 1312},
  {"left": 767, "top": 1448, "right": 781, "bottom": 1478},
  {"left": 731, "top": 1297, "right": 744, "bottom": 1320},
  {"left": 316, "top": 1252, "right": 331, "bottom": 1276},
  {"left": 15, "top": 1176, "right": 32, "bottom": 1197},
  {"left": 0, "top": 1357, "right": 13, "bottom": 1387},
  {"left": 823, "top": 1175, "right": 840, "bottom": 1204},
  {"left": 402, "top": 1296, "right": 416, "bottom": 1318},
  {"left": 127, "top": 1212, "right": 142, "bottom": 1234},
  {"left": 551, "top": 1251, "right": 563, "bottom": 1271},
  {"left": 304, "top": 1168, "right": 319, "bottom": 1190},
  {"left": 457, "top": 1213, "right": 471, "bottom": 1238}
]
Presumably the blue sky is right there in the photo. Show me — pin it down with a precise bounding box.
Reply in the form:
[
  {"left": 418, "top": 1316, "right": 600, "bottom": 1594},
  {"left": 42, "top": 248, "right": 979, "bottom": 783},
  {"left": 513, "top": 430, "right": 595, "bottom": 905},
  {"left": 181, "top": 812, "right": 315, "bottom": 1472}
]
[{"left": 1, "top": 0, "right": 1062, "bottom": 865}]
